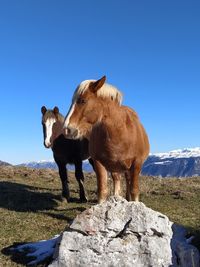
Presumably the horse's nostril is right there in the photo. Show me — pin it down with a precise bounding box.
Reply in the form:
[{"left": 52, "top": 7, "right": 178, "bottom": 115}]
[
  {"left": 44, "top": 141, "right": 51, "bottom": 148},
  {"left": 67, "top": 127, "right": 71, "bottom": 135},
  {"left": 74, "top": 128, "right": 78, "bottom": 137}
]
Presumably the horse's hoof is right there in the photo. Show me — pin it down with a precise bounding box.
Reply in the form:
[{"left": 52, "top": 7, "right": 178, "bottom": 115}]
[
  {"left": 98, "top": 198, "right": 107, "bottom": 204},
  {"left": 62, "top": 192, "right": 70, "bottom": 200},
  {"left": 60, "top": 195, "right": 70, "bottom": 203}
]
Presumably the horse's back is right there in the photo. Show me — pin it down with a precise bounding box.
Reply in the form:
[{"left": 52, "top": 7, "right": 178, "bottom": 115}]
[
  {"left": 105, "top": 105, "right": 149, "bottom": 156},
  {"left": 122, "top": 106, "right": 150, "bottom": 161}
]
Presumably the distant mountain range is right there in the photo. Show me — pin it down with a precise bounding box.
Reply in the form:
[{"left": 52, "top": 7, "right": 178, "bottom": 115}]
[
  {"left": 0, "top": 160, "right": 11, "bottom": 166},
  {"left": 2, "top": 147, "right": 200, "bottom": 178},
  {"left": 18, "top": 160, "right": 93, "bottom": 173},
  {"left": 142, "top": 147, "right": 200, "bottom": 177}
]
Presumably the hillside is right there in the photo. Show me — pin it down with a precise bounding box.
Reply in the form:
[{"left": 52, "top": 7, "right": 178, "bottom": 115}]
[
  {"left": 0, "top": 160, "right": 11, "bottom": 167},
  {"left": 0, "top": 165, "right": 199, "bottom": 266},
  {"left": 142, "top": 147, "right": 200, "bottom": 177}
]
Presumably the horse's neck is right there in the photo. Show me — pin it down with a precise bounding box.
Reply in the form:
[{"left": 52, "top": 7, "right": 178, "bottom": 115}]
[
  {"left": 102, "top": 101, "right": 138, "bottom": 120},
  {"left": 97, "top": 102, "right": 137, "bottom": 137},
  {"left": 90, "top": 100, "right": 121, "bottom": 134},
  {"left": 101, "top": 100, "right": 123, "bottom": 120}
]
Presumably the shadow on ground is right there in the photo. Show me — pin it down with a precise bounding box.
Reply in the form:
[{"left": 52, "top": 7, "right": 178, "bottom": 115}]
[
  {"left": 1, "top": 242, "right": 52, "bottom": 266},
  {"left": 186, "top": 227, "right": 200, "bottom": 251},
  {"left": 0, "top": 180, "right": 94, "bottom": 266},
  {"left": 0, "top": 181, "right": 60, "bottom": 212}
]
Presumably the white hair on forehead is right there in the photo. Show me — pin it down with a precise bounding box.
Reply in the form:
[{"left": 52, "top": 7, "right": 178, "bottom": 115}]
[{"left": 72, "top": 79, "right": 123, "bottom": 105}]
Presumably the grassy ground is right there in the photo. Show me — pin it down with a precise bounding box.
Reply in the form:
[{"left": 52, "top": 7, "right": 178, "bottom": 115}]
[{"left": 0, "top": 166, "right": 200, "bottom": 266}]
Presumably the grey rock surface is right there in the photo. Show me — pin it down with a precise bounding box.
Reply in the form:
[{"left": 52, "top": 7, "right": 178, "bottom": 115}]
[
  {"left": 49, "top": 197, "right": 199, "bottom": 267},
  {"left": 49, "top": 196, "right": 199, "bottom": 267}
]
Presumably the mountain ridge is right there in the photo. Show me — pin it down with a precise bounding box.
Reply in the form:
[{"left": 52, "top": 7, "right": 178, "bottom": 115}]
[
  {"left": 17, "top": 160, "right": 93, "bottom": 173},
  {"left": 0, "top": 160, "right": 12, "bottom": 167},
  {"left": 142, "top": 147, "right": 200, "bottom": 177},
  {"left": 3, "top": 147, "right": 200, "bottom": 177},
  {"left": 152, "top": 147, "right": 200, "bottom": 159}
]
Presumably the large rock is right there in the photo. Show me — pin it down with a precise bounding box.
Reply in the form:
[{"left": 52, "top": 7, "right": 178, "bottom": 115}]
[{"left": 49, "top": 196, "right": 200, "bottom": 267}]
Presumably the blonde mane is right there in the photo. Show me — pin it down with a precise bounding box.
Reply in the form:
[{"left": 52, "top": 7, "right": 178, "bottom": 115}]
[{"left": 73, "top": 80, "right": 123, "bottom": 105}]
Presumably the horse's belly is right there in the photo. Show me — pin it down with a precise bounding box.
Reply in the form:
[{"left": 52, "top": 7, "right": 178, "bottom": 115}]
[
  {"left": 96, "top": 156, "right": 132, "bottom": 172},
  {"left": 90, "top": 141, "right": 133, "bottom": 172},
  {"left": 89, "top": 121, "right": 148, "bottom": 172}
]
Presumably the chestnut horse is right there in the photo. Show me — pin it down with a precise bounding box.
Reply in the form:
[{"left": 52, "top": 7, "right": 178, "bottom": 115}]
[
  {"left": 63, "top": 76, "right": 150, "bottom": 203},
  {"left": 41, "top": 106, "right": 94, "bottom": 202}
]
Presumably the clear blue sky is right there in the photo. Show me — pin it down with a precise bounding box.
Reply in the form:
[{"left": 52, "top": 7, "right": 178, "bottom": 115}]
[{"left": 0, "top": 0, "right": 200, "bottom": 164}]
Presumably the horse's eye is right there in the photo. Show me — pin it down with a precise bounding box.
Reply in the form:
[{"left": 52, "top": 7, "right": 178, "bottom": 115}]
[{"left": 77, "top": 97, "right": 86, "bottom": 105}]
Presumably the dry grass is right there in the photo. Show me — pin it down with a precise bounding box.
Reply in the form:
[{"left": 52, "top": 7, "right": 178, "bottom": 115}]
[{"left": 0, "top": 166, "right": 199, "bottom": 266}]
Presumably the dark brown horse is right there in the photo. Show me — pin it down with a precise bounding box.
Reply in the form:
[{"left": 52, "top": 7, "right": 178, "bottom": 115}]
[
  {"left": 63, "top": 76, "right": 150, "bottom": 203},
  {"left": 41, "top": 106, "right": 94, "bottom": 202}
]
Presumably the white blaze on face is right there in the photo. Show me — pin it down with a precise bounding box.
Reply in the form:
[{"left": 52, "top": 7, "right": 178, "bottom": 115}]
[
  {"left": 63, "top": 103, "right": 75, "bottom": 131},
  {"left": 44, "top": 118, "right": 56, "bottom": 147}
]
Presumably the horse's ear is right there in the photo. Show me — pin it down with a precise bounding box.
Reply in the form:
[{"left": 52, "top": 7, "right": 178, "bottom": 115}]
[
  {"left": 41, "top": 106, "right": 47, "bottom": 115},
  {"left": 89, "top": 75, "right": 106, "bottom": 93},
  {"left": 53, "top": 106, "right": 59, "bottom": 115}
]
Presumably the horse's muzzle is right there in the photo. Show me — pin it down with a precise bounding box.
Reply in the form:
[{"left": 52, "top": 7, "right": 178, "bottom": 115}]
[
  {"left": 63, "top": 126, "right": 78, "bottom": 139},
  {"left": 44, "top": 142, "right": 52, "bottom": 148}
]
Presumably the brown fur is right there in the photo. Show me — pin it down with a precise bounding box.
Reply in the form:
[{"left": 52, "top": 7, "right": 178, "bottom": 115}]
[
  {"left": 41, "top": 106, "right": 94, "bottom": 202},
  {"left": 64, "top": 77, "right": 150, "bottom": 203}
]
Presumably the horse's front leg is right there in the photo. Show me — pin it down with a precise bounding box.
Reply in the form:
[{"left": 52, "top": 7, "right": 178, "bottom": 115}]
[
  {"left": 93, "top": 160, "right": 108, "bottom": 204},
  {"left": 125, "top": 171, "right": 131, "bottom": 201},
  {"left": 111, "top": 172, "right": 121, "bottom": 196},
  {"left": 57, "top": 161, "right": 70, "bottom": 202},
  {"left": 74, "top": 160, "right": 87, "bottom": 203},
  {"left": 129, "top": 161, "right": 142, "bottom": 202}
]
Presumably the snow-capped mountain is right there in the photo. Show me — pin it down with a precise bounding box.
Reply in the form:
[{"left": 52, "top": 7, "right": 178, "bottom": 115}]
[
  {"left": 18, "top": 160, "right": 56, "bottom": 169},
  {"left": 142, "top": 147, "right": 200, "bottom": 177},
  {"left": 150, "top": 147, "right": 200, "bottom": 159},
  {"left": 17, "top": 147, "right": 200, "bottom": 177}
]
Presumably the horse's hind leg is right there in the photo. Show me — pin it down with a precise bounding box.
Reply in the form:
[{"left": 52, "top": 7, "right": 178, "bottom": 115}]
[
  {"left": 75, "top": 161, "right": 87, "bottom": 203},
  {"left": 111, "top": 172, "right": 121, "bottom": 196},
  {"left": 129, "top": 161, "right": 142, "bottom": 202},
  {"left": 57, "top": 162, "right": 70, "bottom": 202}
]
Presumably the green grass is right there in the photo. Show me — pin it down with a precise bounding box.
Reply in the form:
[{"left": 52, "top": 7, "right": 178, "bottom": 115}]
[{"left": 0, "top": 166, "right": 199, "bottom": 266}]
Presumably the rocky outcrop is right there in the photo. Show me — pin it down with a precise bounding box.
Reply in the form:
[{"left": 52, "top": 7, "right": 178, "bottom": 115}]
[{"left": 49, "top": 197, "right": 200, "bottom": 267}]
